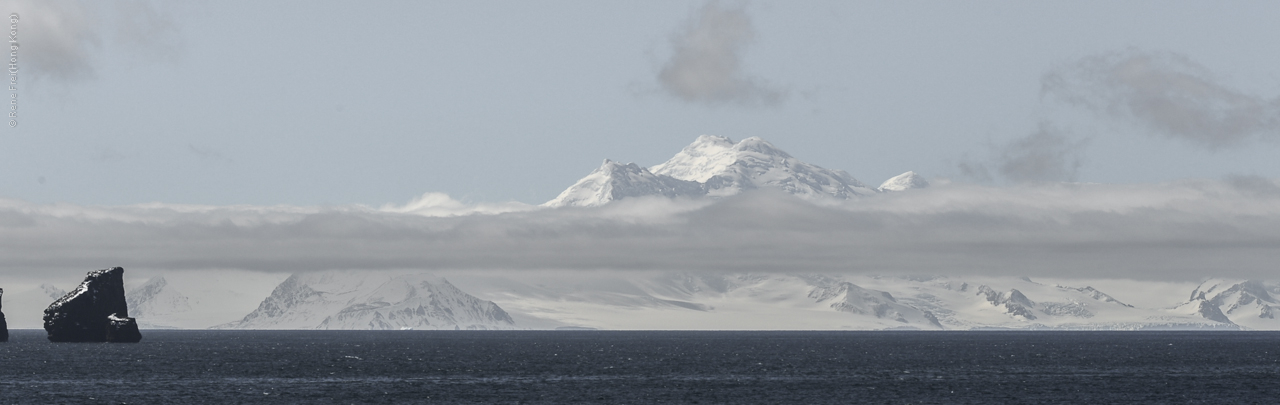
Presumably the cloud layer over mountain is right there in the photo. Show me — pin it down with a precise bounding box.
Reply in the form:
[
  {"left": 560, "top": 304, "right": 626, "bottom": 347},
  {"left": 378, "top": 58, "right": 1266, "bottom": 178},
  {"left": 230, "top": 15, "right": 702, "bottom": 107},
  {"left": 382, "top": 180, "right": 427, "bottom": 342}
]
[{"left": 3, "top": 178, "right": 1279, "bottom": 280}]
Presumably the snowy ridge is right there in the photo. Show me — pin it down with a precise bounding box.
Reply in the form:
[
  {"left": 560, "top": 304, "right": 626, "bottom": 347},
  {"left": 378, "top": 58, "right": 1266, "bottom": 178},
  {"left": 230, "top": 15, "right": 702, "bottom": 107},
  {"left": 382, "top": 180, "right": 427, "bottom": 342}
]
[
  {"left": 650, "top": 135, "right": 875, "bottom": 199},
  {"left": 3, "top": 271, "right": 1268, "bottom": 330},
  {"left": 808, "top": 277, "right": 943, "bottom": 328},
  {"left": 1173, "top": 279, "right": 1280, "bottom": 329},
  {"left": 976, "top": 285, "right": 1039, "bottom": 320},
  {"left": 547, "top": 135, "right": 880, "bottom": 207},
  {"left": 878, "top": 171, "right": 929, "bottom": 192},
  {"left": 647, "top": 135, "right": 739, "bottom": 183},
  {"left": 224, "top": 271, "right": 515, "bottom": 330},
  {"left": 543, "top": 160, "right": 704, "bottom": 207},
  {"left": 446, "top": 272, "right": 1250, "bottom": 330}
]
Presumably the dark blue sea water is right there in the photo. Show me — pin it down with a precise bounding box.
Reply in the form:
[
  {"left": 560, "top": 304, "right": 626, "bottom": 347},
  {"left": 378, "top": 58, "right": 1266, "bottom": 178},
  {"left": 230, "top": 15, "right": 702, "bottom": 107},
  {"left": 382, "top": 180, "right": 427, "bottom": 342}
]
[{"left": 1, "top": 330, "right": 1278, "bottom": 404}]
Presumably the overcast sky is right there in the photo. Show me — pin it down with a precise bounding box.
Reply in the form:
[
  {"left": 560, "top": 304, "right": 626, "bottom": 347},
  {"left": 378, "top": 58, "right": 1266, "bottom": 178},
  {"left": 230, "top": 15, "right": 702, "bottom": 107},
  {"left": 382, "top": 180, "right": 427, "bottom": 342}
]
[
  {"left": 2, "top": 1, "right": 1280, "bottom": 280},
  {"left": 4, "top": 0, "right": 1280, "bottom": 206}
]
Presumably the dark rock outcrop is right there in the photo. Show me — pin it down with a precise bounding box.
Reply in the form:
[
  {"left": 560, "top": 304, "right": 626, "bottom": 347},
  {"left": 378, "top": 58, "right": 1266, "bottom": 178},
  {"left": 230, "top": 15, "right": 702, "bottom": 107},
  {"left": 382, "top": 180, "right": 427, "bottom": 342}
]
[
  {"left": 44, "top": 267, "right": 142, "bottom": 343},
  {"left": 1, "top": 287, "right": 8, "bottom": 342},
  {"left": 977, "top": 285, "right": 1038, "bottom": 320}
]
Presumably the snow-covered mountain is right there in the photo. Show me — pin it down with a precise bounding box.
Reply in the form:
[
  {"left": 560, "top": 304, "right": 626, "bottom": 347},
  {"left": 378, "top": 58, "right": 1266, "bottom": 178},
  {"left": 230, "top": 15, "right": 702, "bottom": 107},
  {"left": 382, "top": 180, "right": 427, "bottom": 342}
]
[
  {"left": 806, "top": 276, "right": 943, "bottom": 328},
  {"left": 6, "top": 269, "right": 1265, "bottom": 330},
  {"left": 1174, "top": 279, "right": 1280, "bottom": 330},
  {"left": 543, "top": 160, "right": 704, "bottom": 207},
  {"left": 222, "top": 271, "right": 516, "bottom": 330},
  {"left": 126, "top": 277, "right": 192, "bottom": 328},
  {"left": 444, "top": 272, "right": 1245, "bottom": 330},
  {"left": 878, "top": 171, "right": 929, "bottom": 192},
  {"left": 546, "top": 135, "right": 880, "bottom": 207},
  {"left": 651, "top": 135, "right": 876, "bottom": 198}
]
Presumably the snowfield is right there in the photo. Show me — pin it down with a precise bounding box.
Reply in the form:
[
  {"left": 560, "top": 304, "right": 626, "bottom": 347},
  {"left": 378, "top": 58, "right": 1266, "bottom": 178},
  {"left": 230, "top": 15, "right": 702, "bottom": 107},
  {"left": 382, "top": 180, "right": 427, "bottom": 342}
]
[{"left": 5, "top": 270, "right": 1259, "bottom": 331}]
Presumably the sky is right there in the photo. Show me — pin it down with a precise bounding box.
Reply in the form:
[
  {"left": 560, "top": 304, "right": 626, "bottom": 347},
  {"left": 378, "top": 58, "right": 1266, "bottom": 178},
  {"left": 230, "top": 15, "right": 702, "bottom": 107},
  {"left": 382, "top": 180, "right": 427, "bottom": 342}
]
[{"left": 2, "top": 1, "right": 1280, "bottom": 281}]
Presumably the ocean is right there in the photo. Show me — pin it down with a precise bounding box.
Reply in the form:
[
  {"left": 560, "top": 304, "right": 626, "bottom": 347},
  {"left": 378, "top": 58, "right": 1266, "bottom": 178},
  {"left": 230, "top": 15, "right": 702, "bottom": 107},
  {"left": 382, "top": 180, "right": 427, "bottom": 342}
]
[{"left": 1, "top": 330, "right": 1277, "bottom": 404}]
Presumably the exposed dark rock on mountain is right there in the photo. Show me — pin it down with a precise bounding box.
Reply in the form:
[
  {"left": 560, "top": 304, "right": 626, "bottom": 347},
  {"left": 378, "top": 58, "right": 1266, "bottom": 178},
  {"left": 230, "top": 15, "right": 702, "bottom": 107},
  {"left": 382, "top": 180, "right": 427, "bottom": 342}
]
[
  {"left": 977, "top": 285, "right": 1038, "bottom": 320},
  {"left": 1, "top": 288, "right": 8, "bottom": 342},
  {"left": 44, "top": 267, "right": 142, "bottom": 343}
]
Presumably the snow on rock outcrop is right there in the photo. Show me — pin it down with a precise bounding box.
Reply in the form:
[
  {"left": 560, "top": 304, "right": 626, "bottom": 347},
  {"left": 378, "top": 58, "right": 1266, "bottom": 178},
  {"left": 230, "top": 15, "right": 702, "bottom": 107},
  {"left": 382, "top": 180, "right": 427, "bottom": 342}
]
[
  {"left": 43, "top": 267, "right": 142, "bottom": 342},
  {"left": 547, "top": 135, "right": 877, "bottom": 207},
  {"left": 967, "top": 281, "right": 1149, "bottom": 323},
  {"left": 877, "top": 171, "right": 929, "bottom": 192},
  {"left": 808, "top": 280, "right": 943, "bottom": 328},
  {"left": 224, "top": 271, "right": 516, "bottom": 330},
  {"left": 1061, "top": 286, "right": 1133, "bottom": 308},
  {"left": 1176, "top": 279, "right": 1280, "bottom": 329},
  {"left": 976, "top": 285, "right": 1039, "bottom": 320},
  {"left": 1186, "top": 300, "right": 1234, "bottom": 324},
  {"left": 543, "top": 160, "right": 704, "bottom": 207}
]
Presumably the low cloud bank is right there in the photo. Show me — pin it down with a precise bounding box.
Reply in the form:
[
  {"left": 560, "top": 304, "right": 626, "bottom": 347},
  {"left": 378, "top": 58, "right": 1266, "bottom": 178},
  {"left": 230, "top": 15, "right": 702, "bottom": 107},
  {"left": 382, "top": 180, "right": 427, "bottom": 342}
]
[{"left": 2, "top": 179, "right": 1279, "bottom": 280}]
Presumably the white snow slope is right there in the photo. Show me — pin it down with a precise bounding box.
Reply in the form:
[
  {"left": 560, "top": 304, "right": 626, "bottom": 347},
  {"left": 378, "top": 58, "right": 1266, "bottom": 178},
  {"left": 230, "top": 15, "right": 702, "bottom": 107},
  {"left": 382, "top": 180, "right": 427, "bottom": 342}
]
[
  {"left": 8, "top": 270, "right": 1268, "bottom": 330},
  {"left": 546, "top": 135, "right": 879, "bottom": 207},
  {"left": 1174, "top": 279, "right": 1280, "bottom": 330},
  {"left": 878, "top": 171, "right": 929, "bottom": 192},
  {"left": 445, "top": 272, "right": 1250, "bottom": 331},
  {"left": 126, "top": 277, "right": 192, "bottom": 328},
  {"left": 543, "top": 160, "right": 704, "bottom": 207},
  {"left": 651, "top": 135, "right": 876, "bottom": 199},
  {"left": 222, "top": 271, "right": 516, "bottom": 330}
]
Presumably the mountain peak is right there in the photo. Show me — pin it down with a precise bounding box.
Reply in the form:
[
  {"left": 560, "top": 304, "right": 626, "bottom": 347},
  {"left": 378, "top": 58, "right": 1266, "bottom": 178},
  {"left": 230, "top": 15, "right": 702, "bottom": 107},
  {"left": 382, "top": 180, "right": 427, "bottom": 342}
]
[
  {"left": 543, "top": 159, "right": 704, "bottom": 208},
  {"left": 650, "top": 135, "right": 739, "bottom": 183},
  {"left": 548, "top": 135, "right": 874, "bottom": 206},
  {"left": 691, "top": 134, "right": 734, "bottom": 147},
  {"left": 650, "top": 135, "right": 873, "bottom": 199},
  {"left": 878, "top": 171, "right": 929, "bottom": 192},
  {"left": 732, "top": 136, "right": 792, "bottom": 158}
]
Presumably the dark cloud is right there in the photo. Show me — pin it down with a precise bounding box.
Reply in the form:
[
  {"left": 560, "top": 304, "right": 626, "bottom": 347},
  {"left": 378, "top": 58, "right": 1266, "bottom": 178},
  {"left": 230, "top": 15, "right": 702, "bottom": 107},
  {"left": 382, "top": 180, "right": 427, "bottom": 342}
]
[
  {"left": 657, "top": 2, "right": 784, "bottom": 106},
  {"left": 8, "top": 0, "right": 181, "bottom": 84},
  {"left": 958, "top": 123, "right": 1088, "bottom": 184},
  {"left": 1042, "top": 49, "right": 1280, "bottom": 149},
  {"left": 1223, "top": 174, "right": 1280, "bottom": 198},
  {"left": 995, "top": 124, "right": 1088, "bottom": 183},
  {"left": 2, "top": 182, "right": 1280, "bottom": 281},
  {"left": 187, "top": 144, "right": 231, "bottom": 162},
  {"left": 9, "top": 0, "right": 99, "bottom": 82}
]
